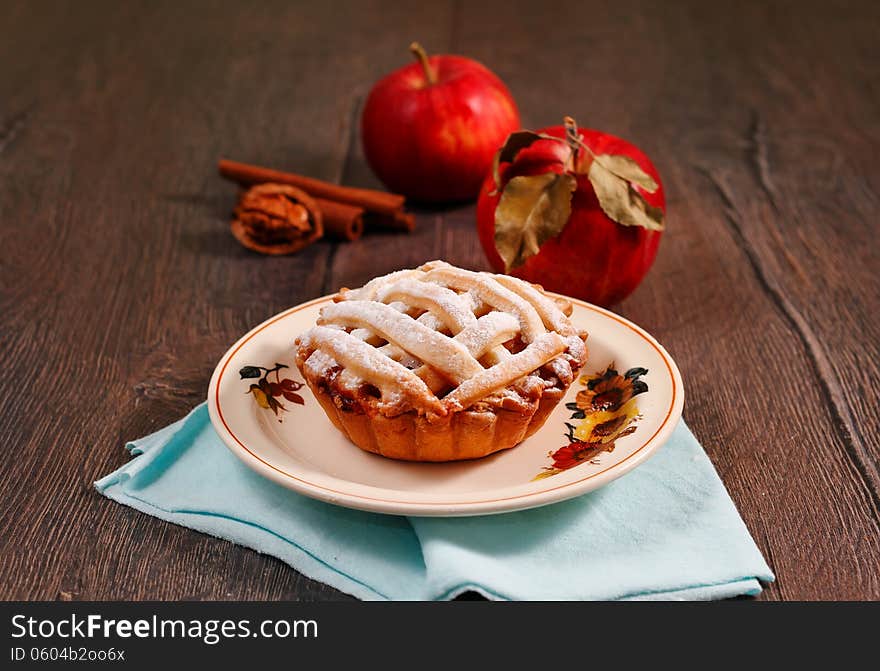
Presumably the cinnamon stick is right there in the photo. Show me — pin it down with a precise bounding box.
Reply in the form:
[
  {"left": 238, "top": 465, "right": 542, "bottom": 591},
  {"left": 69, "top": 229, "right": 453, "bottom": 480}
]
[
  {"left": 363, "top": 210, "right": 415, "bottom": 233},
  {"left": 392, "top": 211, "right": 416, "bottom": 233},
  {"left": 219, "top": 159, "right": 405, "bottom": 217},
  {"left": 315, "top": 197, "right": 364, "bottom": 241}
]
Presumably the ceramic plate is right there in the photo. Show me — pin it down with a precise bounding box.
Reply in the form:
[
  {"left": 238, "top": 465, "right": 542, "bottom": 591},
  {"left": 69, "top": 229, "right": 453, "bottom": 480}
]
[{"left": 207, "top": 295, "right": 683, "bottom": 516}]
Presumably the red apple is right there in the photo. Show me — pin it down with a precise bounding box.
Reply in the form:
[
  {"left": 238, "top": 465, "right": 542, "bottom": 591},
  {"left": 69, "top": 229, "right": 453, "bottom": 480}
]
[
  {"left": 477, "top": 120, "right": 665, "bottom": 306},
  {"left": 361, "top": 43, "right": 520, "bottom": 203}
]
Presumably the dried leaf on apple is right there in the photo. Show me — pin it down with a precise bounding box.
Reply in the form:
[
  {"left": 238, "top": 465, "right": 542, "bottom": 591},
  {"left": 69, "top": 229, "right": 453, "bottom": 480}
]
[
  {"left": 591, "top": 154, "right": 659, "bottom": 193},
  {"left": 494, "top": 172, "right": 576, "bottom": 271},
  {"left": 588, "top": 159, "right": 665, "bottom": 232}
]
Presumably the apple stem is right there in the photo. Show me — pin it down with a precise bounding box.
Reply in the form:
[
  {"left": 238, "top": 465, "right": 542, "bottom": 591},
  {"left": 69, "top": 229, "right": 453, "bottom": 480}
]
[
  {"left": 564, "top": 115, "right": 602, "bottom": 171},
  {"left": 563, "top": 116, "right": 580, "bottom": 170},
  {"left": 409, "top": 42, "right": 437, "bottom": 86}
]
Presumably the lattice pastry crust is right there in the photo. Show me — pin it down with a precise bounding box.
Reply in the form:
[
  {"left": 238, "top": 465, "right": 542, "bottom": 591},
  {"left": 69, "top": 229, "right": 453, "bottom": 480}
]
[{"left": 294, "top": 261, "right": 588, "bottom": 461}]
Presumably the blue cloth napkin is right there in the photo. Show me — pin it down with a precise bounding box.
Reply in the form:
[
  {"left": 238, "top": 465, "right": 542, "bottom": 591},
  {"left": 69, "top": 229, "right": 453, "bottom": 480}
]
[{"left": 95, "top": 404, "right": 773, "bottom": 600}]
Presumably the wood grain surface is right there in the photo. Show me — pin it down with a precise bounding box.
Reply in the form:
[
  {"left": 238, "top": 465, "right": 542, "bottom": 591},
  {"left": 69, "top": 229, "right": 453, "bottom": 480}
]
[{"left": 1, "top": 0, "right": 878, "bottom": 601}]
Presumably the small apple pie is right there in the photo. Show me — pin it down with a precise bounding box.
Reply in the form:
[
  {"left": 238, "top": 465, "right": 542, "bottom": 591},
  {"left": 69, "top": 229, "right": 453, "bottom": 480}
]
[{"left": 294, "top": 261, "right": 588, "bottom": 461}]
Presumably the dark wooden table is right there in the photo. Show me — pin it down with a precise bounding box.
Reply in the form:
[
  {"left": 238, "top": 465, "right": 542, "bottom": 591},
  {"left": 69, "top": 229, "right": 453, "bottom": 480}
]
[{"left": 2, "top": 0, "right": 878, "bottom": 601}]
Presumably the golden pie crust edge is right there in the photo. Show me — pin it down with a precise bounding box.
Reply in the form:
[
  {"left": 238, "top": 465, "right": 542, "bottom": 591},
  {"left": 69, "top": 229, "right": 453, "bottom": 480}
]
[{"left": 303, "top": 377, "right": 567, "bottom": 461}]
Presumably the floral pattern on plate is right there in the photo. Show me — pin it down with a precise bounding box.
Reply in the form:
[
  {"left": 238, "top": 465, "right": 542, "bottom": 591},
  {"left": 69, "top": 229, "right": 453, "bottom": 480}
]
[
  {"left": 239, "top": 363, "right": 305, "bottom": 420},
  {"left": 535, "top": 363, "right": 649, "bottom": 480}
]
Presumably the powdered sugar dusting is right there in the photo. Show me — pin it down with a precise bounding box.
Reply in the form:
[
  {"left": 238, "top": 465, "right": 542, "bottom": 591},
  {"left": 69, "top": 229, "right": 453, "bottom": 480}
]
[{"left": 295, "top": 261, "right": 587, "bottom": 414}]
